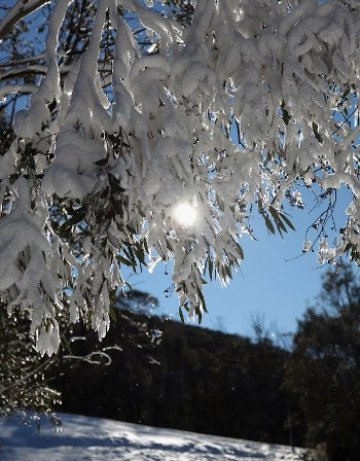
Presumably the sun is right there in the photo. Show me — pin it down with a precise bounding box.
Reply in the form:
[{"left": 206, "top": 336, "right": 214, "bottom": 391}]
[{"left": 173, "top": 202, "right": 198, "bottom": 227}]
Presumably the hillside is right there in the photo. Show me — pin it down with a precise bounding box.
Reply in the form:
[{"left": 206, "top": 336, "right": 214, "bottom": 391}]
[
  {"left": 53, "top": 309, "right": 303, "bottom": 446},
  {"left": 0, "top": 413, "right": 305, "bottom": 461}
]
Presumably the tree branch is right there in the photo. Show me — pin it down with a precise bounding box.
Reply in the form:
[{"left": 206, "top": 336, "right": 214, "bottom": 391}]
[
  {"left": 0, "top": 64, "right": 70, "bottom": 80},
  {"left": 0, "top": 83, "right": 37, "bottom": 100},
  {"left": 0, "top": 0, "right": 50, "bottom": 41}
]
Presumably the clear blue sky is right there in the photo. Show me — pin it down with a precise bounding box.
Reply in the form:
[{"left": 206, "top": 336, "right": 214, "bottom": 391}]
[{"left": 127, "top": 186, "right": 354, "bottom": 339}]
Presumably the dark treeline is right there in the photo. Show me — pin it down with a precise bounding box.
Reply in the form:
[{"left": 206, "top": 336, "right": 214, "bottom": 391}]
[{"left": 53, "top": 308, "right": 302, "bottom": 447}]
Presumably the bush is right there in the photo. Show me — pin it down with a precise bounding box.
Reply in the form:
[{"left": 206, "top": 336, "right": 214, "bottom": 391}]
[{"left": 286, "top": 262, "right": 360, "bottom": 461}]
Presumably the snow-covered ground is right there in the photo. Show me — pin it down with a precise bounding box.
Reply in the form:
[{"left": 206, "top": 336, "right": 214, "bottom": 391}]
[{"left": 0, "top": 413, "right": 306, "bottom": 461}]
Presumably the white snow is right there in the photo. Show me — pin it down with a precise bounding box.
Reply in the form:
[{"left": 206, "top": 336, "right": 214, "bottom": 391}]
[
  {"left": 2, "top": 0, "right": 360, "bottom": 354},
  {"left": 0, "top": 413, "right": 305, "bottom": 461}
]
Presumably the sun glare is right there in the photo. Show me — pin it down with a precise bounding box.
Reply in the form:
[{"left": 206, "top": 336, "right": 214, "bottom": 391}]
[{"left": 173, "top": 202, "right": 197, "bottom": 227}]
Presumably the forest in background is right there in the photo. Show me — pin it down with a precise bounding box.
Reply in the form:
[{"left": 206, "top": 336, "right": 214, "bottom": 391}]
[
  {"left": 2, "top": 263, "right": 360, "bottom": 461},
  {"left": 54, "top": 307, "right": 300, "bottom": 446}
]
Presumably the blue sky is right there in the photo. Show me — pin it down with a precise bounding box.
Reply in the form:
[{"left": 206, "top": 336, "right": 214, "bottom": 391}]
[{"left": 128, "top": 185, "right": 355, "bottom": 339}]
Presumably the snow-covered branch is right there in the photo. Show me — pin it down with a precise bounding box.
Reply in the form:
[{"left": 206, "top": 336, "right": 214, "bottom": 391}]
[
  {"left": 0, "top": 83, "right": 37, "bottom": 99},
  {"left": 1, "top": 0, "right": 360, "bottom": 354}
]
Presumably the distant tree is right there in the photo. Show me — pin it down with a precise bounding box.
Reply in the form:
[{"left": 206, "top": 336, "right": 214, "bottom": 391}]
[
  {"left": 286, "top": 262, "right": 360, "bottom": 461},
  {"left": 115, "top": 288, "right": 159, "bottom": 313},
  {"left": 0, "top": 1, "right": 360, "bottom": 354}
]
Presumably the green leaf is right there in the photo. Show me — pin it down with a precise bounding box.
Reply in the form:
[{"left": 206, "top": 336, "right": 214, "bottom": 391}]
[
  {"left": 59, "top": 209, "right": 86, "bottom": 234},
  {"left": 312, "top": 121, "right": 323, "bottom": 144},
  {"left": 117, "top": 255, "right": 135, "bottom": 267},
  {"left": 234, "top": 240, "right": 244, "bottom": 259},
  {"left": 135, "top": 247, "right": 146, "bottom": 266},
  {"left": 109, "top": 305, "right": 117, "bottom": 323},
  {"left": 269, "top": 207, "right": 287, "bottom": 237},
  {"left": 94, "top": 157, "right": 108, "bottom": 167},
  {"left": 197, "top": 287, "right": 208, "bottom": 314},
  {"left": 179, "top": 306, "right": 185, "bottom": 323},
  {"left": 224, "top": 264, "right": 233, "bottom": 280},
  {"left": 143, "top": 238, "right": 149, "bottom": 255},
  {"left": 208, "top": 257, "right": 213, "bottom": 281},
  {"left": 275, "top": 217, "right": 287, "bottom": 234},
  {"left": 280, "top": 213, "right": 296, "bottom": 231},
  {"left": 264, "top": 216, "right": 276, "bottom": 234}
]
